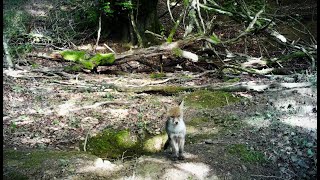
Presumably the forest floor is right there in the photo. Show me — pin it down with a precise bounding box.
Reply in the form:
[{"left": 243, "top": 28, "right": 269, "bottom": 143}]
[
  {"left": 3, "top": 0, "right": 317, "bottom": 179},
  {"left": 3, "top": 55, "right": 317, "bottom": 180}
]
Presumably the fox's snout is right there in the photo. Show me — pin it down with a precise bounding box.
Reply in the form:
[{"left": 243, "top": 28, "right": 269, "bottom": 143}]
[{"left": 174, "top": 121, "right": 178, "bottom": 125}]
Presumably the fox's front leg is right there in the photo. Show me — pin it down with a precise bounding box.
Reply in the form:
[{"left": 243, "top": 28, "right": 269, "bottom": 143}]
[
  {"left": 170, "top": 136, "right": 179, "bottom": 160},
  {"left": 178, "top": 136, "right": 185, "bottom": 160}
]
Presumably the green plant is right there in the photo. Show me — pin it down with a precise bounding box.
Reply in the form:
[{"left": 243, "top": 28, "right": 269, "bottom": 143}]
[
  {"left": 103, "top": 92, "right": 114, "bottom": 100},
  {"left": 12, "top": 86, "right": 24, "bottom": 93},
  {"left": 228, "top": 144, "right": 266, "bottom": 163},
  {"left": 68, "top": 116, "right": 80, "bottom": 128},
  {"left": 52, "top": 119, "right": 59, "bottom": 125},
  {"left": 10, "top": 121, "right": 17, "bottom": 130}
]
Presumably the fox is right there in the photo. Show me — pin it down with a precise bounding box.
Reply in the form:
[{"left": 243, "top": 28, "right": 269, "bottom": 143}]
[{"left": 164, "top": 100, "right": 186, "bottom": 160}]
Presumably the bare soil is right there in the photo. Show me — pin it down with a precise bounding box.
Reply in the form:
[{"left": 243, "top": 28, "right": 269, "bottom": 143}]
[{"left": 3, "top": 57, "right": 317, "bottom": 179}]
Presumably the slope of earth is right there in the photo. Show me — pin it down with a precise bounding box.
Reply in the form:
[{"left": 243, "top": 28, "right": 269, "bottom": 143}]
[{"left": 3, "top": 63, "right": 317, "bottom": 179}]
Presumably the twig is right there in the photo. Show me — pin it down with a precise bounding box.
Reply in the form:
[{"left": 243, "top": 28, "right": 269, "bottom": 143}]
[
  {"left": 225, "top": 95, "right": 229, "bottom": 105},
  {"left": 158, "top": 0, "right": 181, "bottom": 19},
  {"left": 196, "top": 0, "right": 206, "bottom": 33},
  {"left": 145, "top": 30, "right": 165, "bottom": 40},
  {"left": 167, "top": 0, "right": 175, "bottom": 23},
  {"left": 83, "top": 127, "right": 92, "bottom": 152},
  {"left": 121, "top": 150, "right": 128, "bottom": 162},
  {"left": 103, "top": 43, "right": 116, "bottom": 53}
]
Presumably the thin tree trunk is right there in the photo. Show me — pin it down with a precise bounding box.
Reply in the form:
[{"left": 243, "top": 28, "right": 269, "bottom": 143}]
[{"left": 3, "top": 35, "right": 14, "bottom": 69}]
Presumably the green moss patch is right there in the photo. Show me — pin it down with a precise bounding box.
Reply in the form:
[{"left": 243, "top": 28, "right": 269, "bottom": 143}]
[
  {"left": 225, "top": 77, "right": 241, "bottom": 83},
  {"left": 172, "top": 47, "right": 183, "bottom": 57},
  {"left": 3, "top": 169, "right": 28, "bottom": 180},
  {"left": 4, "top": 150, "right": 83, "bottom": 169},
  {"left": 227, "top": 144, "right": 267, "bottom": 163},
  {"left": 61, "top": 50, "right": 88, "bottom": 62},
  {"left": 150, "top": 73, "right": 166, "bottom": 79},
  {"left": 162, "top": 86, "right": 187, "bottom": 94},
  {"left": 185, "top": 90, "right": 241, "bottom": 109},
  {"left": 188, "top": 117, "right": 211, "bottom": 126},
  {"left": 85, "top": 129, "right": 167, "bottom": 158},
  {"left": 60, "top": 51, "right": 115, "bottom": 70},
  {"left": 64, "top": 65, "right": 83, "bottom": 72}
]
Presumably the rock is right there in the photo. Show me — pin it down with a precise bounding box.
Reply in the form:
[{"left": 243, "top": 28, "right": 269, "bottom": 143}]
[
  {"left": 241, "top": 165, "right": 247, "bottom": 172},
  {"left": 204, "top": 139, "right": 213, "bottom": 144}
]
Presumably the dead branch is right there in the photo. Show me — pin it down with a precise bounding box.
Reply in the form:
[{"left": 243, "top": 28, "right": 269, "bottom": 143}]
[
  {"left": 63, "top": 101, "right": 129, "bottom": 114},
  {"left": 115, "top": 81, "right": 312, "bottom": 94}
]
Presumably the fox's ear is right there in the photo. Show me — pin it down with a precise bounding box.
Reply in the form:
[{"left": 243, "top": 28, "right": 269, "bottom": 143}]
[
  {"left": 179, "top": 100, "right": 184, "bottom": 117},
  {"left": 179, "top": 100, "right": 184, "bottom": 109}
]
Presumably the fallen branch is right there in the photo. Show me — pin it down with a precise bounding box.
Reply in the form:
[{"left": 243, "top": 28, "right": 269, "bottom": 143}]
[
  {"left": 204, "top": 139, "right": 246, "bottom": 144},
  {"left": 115, "top": 81, "right": 313, "bottom": 94},
  {"left": 69, "top": 101, "right": 129, "bottom": 112}
]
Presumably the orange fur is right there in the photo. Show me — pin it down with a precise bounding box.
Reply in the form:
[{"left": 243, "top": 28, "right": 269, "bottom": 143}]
[{"left": 168, "top": 106, "right": 181, "bottom": 117}]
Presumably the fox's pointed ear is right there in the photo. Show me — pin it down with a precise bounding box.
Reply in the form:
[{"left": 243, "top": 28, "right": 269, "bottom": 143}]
[
  {"left": 179, "top": 100, "right": 184, "bottom": 118},
  {"left": 179, "top": 100, "right": 184, "bottom": 111}
]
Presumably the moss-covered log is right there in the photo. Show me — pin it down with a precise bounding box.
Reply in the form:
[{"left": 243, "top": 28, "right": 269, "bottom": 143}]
[{"left": 60, "top": 50, "right": 115, "bottom": 70}]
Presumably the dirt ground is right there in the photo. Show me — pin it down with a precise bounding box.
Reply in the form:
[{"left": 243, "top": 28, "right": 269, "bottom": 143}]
[{"left": 3, "top": 57, "right": 317, "bottom": 179}]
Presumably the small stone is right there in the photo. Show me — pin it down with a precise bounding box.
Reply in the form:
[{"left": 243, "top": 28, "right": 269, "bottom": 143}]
[
  {"left": 241, "top": 165, "right": 247, "bottom": 172},
  {"left": 204, "top": 139, "right": 213, "bottom": 144},
  {"left": 306, "top": 142, "right": 313, "bottom": 148},
  {"left": 285, "top": 146, "right": 292, "bottom": 151}
]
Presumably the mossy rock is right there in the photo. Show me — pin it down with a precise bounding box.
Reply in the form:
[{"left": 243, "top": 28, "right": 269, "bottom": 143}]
[
  {"left": 143, "top": 134, "right": 167, "bottom": 153},
  {"left": 85, "top": 129, "right": 167, "bottom": 158},
  {"left": 86, "top": 129, "right": 137, "bottom": 158},
  {"left": 185, "top": 90, "right": 241, "bottom": 109},
  {"left": 227, "top": 144, "right": 267, "bottom": 163}
]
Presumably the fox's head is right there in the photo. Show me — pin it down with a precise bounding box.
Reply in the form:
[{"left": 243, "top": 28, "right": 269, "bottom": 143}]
[{"left": 167, "top": 100, "right": 184, "bottom": 125}]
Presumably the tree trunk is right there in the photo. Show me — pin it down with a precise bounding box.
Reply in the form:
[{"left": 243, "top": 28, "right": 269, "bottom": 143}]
[{"left": 135, "top": 0, "right": 161, "bottom": 45}]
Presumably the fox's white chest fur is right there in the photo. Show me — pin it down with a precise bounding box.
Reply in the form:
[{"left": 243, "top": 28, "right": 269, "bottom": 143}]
[{"left": 166, "top": 120, "right": 186, "bottom": 137}]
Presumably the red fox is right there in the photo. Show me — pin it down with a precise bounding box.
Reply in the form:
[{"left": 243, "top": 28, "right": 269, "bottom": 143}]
[{"left": 164, "top": 100, "right": 186, "bottom": 160}]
